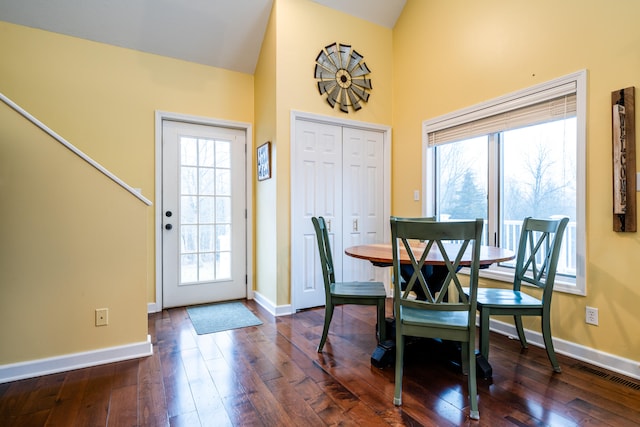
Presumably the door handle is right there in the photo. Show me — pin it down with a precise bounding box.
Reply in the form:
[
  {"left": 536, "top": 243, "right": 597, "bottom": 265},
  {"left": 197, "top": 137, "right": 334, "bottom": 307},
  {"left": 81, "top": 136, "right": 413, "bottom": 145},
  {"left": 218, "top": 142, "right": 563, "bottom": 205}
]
[
  {"left": 353, "top": 218, "right": 358, "bottom": 232},
  {"left": 327, "top": 219, "right": 331, "bottom": 232},
  {"left": 165, "top": 224, "right": 173, "bottom": 230}
]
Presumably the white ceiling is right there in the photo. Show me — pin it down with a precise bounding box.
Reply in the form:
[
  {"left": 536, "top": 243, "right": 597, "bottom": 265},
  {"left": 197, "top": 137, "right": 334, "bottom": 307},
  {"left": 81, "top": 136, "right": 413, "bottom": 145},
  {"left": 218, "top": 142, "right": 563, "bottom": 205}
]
[{"left": 0, "top": 0, "right": 406, "bottom": 74}]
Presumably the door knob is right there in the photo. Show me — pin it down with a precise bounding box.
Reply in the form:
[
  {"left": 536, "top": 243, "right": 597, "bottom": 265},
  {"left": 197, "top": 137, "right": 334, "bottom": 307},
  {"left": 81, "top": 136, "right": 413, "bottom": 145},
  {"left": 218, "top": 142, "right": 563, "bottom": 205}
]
[{"left": 165, "top": 224, "right": 173, "bottom": 230}]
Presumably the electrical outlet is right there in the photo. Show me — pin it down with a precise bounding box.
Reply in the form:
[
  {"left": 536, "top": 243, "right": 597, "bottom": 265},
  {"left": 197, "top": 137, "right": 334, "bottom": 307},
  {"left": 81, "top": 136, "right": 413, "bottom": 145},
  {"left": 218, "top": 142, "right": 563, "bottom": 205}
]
[
  {"left": 585, "top": 306, "right": 598, "bottom": 326},
  {"left": 95, "top": 308, "right": 109, "bottom": 326}
]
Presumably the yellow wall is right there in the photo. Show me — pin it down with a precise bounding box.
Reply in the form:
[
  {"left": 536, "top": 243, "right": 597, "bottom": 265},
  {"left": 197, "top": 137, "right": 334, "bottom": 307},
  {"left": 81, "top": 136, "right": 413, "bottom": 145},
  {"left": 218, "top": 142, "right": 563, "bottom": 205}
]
[
  {"left": 393, "top": 0, "right": 640, "bottom": 361},
  {"left": 262, "top": 0, "right": 393, "bottom": 305},
  {"left": 0, "top": 100, "right": 148, "bottom": 363},
  {"left": 0, "top": 21, "right": 254, "bottom": 363},
  {"left": 0, "top": 21, "right": 254, "bottom": 306},
  {"left": 254, "top": 1, "right": 279, "bottom": 304}
]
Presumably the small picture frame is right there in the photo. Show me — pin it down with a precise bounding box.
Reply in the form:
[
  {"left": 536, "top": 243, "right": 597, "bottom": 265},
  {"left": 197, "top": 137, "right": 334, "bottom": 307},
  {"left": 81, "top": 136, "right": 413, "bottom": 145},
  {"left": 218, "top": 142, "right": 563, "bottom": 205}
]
[{"left": 257, "top": 142, "right": 271, "bottom": 181}]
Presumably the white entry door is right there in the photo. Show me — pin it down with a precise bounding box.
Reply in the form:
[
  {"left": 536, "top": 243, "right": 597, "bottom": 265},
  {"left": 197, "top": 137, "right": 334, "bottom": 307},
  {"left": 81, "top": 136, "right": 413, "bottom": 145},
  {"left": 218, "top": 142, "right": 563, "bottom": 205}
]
[
  {"left": 162, "top": 120, "right": 246, "bottom": 308},
  {"left": 292, "top": 119, "right": 387, "bottom": 311}
]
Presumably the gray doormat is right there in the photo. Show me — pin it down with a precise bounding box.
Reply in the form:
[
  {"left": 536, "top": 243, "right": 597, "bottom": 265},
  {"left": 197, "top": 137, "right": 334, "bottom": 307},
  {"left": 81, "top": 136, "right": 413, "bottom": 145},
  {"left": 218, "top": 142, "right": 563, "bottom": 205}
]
[{"left": 186, "top": 301, "right": 262, "bottom": 335}]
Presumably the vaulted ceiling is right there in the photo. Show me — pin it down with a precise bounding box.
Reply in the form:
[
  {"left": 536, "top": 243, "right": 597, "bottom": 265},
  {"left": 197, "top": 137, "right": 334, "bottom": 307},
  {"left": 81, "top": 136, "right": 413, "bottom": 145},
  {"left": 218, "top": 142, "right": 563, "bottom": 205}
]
[{"left": 0, "top": 0, "right": 406, "bottom": 74}]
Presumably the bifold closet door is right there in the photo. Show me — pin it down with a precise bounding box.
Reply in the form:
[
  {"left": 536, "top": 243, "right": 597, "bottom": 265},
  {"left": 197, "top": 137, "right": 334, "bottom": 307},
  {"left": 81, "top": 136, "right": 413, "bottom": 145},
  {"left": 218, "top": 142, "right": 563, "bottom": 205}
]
[{"left": 292, "top": 119, "right": 385, "bottom": 310}]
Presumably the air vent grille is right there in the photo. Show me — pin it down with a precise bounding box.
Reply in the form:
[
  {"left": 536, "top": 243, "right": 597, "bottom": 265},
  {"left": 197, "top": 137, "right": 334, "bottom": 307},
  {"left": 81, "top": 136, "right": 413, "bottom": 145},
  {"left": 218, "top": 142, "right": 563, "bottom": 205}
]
[{"left": 574, "top": 363, "right": 640, "bottom": 391}]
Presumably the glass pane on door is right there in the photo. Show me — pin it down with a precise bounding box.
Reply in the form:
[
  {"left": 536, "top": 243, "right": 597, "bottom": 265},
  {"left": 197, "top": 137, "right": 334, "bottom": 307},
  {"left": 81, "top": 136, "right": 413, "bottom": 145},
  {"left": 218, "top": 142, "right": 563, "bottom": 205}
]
[{"left": 179, "top": 137, "right": 232, "bottom": 284}]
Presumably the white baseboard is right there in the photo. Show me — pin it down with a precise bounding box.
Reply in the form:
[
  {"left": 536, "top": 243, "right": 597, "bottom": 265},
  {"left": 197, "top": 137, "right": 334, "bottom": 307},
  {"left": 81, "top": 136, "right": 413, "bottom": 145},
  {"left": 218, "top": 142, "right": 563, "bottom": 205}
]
[
  {"left": 253, "top": 291, "right": 293, "bottom": 316},
  {"left": 488, "top": 318, "right": 640, "bottom": 381},
  {"left": 148, "top": 301, "right": 161, "bottom": 313},
  {"left": 0, "top": 335, "right": 153, "bottom": 384}
]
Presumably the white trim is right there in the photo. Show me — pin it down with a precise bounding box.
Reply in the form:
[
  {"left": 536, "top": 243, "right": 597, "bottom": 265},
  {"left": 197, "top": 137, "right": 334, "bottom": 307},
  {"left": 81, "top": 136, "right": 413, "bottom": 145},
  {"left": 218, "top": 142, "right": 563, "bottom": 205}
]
[
  {"left": 423, "top": 71, "right": 582, "bottom": 134},
  {"left": 0, "top": 92, "right": 152, "bottom": 206},
  {"left": 147, "top": 301, "right": 161, "bottom": 314},
  {"left": 253, "top": 291, "right": 293, "bottom": 317},
  {"left": 487, "top": 319, "right": 640, "bottom": 381},
  {"left": 154, "top": 111, "right": 253, "bottom": 311},
  {"left": 0, "top": 335, "right": 153, "bottom": 384},
  {"left": 291, "top": 110, "right": 393, "bottom": 133}
]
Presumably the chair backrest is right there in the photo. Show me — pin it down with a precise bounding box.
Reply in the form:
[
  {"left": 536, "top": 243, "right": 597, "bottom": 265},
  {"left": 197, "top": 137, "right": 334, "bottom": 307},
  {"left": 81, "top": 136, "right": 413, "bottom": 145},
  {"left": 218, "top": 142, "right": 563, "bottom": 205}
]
[
  {"left": 311, "top": 216, "right": 335, "bottom": 297},
  {"left": 513, "top": 217, "right": 569, "bottom": 300},
  {"left": 390, "top": 217, "right": 484, "bottom": 318}
]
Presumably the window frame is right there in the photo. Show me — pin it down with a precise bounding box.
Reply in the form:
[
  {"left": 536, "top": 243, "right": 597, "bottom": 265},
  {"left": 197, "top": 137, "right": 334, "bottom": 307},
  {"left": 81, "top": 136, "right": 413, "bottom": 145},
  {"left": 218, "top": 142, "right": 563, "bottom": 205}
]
[{"left": 422, "top": 70, "right": 587, "bottom": 295}]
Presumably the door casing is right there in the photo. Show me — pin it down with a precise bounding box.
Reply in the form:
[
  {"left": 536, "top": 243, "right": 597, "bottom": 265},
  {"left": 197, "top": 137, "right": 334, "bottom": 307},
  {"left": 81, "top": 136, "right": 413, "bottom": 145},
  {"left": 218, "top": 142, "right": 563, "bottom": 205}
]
[{"left": 153, "top": 111, "right": 253, "bottom": 313}]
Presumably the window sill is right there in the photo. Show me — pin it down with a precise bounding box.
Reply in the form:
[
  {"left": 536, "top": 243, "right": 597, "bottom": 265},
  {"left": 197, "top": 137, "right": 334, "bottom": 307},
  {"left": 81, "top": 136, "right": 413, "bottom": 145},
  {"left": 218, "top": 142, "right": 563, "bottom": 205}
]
[{"left": 458, "top": 266, "right": 586, "bottom": 296}]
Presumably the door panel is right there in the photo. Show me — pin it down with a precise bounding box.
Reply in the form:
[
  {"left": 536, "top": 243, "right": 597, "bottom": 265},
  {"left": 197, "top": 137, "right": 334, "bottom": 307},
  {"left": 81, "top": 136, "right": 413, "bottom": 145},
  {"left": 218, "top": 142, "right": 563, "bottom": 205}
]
[
  {"left": 162, "top": 120, "right": 246, "bottom": 308},
  {"left": 342, "top": 128, "right": 384, "bottom": 283},
  {"left": 293, "top": 121, "right": 343, "bottom": 310}
]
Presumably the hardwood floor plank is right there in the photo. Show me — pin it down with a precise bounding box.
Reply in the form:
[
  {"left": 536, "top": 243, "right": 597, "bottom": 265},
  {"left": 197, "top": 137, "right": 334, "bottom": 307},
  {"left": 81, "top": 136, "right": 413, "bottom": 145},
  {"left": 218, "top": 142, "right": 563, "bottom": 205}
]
[
  {"left": 0, "top": 377, "right": 42, "bottom": 420},
  {"left": 72, "top": 363, "right": 115, "bottom": 427},
  {"left": 138, "top": 347, "right": 169, "bottom": 427},
  {"left": 159, "top": 346, "right": 197, "bottom": 419},
  {"left": 107, "top": 383, "right": 137, "bottom": 426},
  {"left": 10, "top": 408, "right": 50, "bottom": 426},
  {"left": 179, "top": 347, "right": 230, "bottom": 424},
  {"left": 220, "top": 393, "right": 264, "bottom": 426},
  {"left": 45, "top": 368, "right": 90, "bottom": 425},
  {"left": 567, "top": 397, "right": 639, "bottom": 426},
  {"left": 168, "top": 410, "right": 201, "bottom": 427},
  {"left": 19, "top": 372, "right": 65, "bottom": 417}
]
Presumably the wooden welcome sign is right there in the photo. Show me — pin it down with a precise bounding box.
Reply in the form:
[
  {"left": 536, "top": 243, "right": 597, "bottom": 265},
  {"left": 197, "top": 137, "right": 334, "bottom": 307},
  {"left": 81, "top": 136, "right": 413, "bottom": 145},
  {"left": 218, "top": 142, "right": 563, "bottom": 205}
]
[{"left": 612, "top": 87, "right": 636, "bottom": 232}]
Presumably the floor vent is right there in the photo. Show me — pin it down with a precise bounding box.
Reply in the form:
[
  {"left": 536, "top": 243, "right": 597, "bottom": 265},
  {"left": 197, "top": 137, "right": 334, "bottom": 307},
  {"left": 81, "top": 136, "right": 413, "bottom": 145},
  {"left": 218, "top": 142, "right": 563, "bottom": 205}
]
[
  {"left": 609, "top": 375, "right": 640, "bottom": 391},
  {"left": 574, "top": 363, "right": 608, "bottom": 378},
  {"left": 574, "top": 363, "right": 640, "bottom": 391}
]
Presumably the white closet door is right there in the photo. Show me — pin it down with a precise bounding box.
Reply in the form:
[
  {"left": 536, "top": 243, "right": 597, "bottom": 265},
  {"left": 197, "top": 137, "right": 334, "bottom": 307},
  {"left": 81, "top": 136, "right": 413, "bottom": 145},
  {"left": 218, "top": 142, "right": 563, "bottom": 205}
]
[
  {"left": 292, "top": 120, "right": 343, "bottom": 310},
  {"left": 292, "top": 119, "right": 387, "bottom": 311},
  {"left": 342, "top": 128, "right": 385, "bottom": 283}
]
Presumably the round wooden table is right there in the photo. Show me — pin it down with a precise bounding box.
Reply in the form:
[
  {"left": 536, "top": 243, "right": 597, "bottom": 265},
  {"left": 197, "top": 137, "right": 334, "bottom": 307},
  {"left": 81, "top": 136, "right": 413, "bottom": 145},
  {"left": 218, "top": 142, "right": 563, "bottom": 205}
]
[{"left": 345, "top": 243, "right": 515, "bottom": 267}]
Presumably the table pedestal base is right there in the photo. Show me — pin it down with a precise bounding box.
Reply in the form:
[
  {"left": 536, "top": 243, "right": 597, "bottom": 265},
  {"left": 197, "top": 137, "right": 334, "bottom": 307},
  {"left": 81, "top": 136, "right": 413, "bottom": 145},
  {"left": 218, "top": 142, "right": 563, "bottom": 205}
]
[{"left": 371, "top": 320, "right": 493, "bottom": 378}]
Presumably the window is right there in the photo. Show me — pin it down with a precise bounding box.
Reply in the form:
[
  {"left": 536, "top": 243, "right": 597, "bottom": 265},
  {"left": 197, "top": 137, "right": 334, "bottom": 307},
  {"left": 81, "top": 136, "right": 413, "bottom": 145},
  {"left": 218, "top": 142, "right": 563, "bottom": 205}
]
[{"left": 423, "top": 71, "right": 586, "bottom": 295}]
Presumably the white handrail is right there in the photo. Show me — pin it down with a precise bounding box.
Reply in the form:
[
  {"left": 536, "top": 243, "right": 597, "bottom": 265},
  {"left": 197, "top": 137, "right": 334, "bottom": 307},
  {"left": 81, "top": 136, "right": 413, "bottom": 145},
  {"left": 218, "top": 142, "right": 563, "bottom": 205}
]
[{"left": 1, "top": 92, "right": 152, "bottom": 206}]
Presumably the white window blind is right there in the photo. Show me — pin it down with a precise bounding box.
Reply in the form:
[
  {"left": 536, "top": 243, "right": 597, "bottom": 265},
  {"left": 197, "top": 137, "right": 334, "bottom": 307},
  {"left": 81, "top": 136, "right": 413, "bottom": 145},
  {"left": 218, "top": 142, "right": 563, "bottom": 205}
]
[{"left": 426, "top": 82, "right": 577, "bottom": 147}]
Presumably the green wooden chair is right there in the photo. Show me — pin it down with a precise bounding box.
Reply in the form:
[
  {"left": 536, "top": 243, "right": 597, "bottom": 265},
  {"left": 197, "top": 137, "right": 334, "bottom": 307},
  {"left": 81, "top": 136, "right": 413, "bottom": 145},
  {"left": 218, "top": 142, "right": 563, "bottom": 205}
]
[
  {"left": 476, "top": 216, "right": 569, "bottom": 373},
  {"left": 391, "top": 217, "right": 484, "bottom": 420},
  {"left": 311, "top": 216, "right": 387, "bottom": 353}
]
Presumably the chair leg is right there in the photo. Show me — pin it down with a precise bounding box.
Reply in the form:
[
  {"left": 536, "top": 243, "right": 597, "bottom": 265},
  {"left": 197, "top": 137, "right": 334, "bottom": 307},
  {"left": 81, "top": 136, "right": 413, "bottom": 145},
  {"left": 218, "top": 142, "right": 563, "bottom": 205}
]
[
  {"left": 467, "top": 339, "right": 479, "bottom": 420},
  {"left": 461, "top": 340, "right": 469, "bottom": 375},
  {"left": 542, "top": 314, "right": 561, "bottom": 373},
  {"left": 393, "top": 333, "right": 405, "bottom": 406},
  {"left": 377, "top": 299, "right": 386, "bottom": 342},
  {"left": 514, "top": 315, "right": 528, "bottom": 348},
  {"left": 317, "top": 303, "right": 334, "bottom": 352},
  {"left": 479, "top": 309, "right": 491, "bottom": 361}
]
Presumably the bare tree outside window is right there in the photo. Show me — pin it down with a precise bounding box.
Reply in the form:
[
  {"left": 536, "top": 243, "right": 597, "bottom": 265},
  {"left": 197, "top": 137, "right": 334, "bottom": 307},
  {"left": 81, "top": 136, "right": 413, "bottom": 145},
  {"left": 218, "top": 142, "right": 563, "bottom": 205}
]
[{"left": 434, "top": 117, "right": 576, "bottom": 277}]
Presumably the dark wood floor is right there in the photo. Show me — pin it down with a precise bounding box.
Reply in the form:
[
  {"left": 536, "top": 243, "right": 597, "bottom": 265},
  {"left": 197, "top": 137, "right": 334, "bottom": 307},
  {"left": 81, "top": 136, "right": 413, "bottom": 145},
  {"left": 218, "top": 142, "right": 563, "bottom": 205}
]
[{"left": 2, "top": 299, "right": 640, "bottom": 426}]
